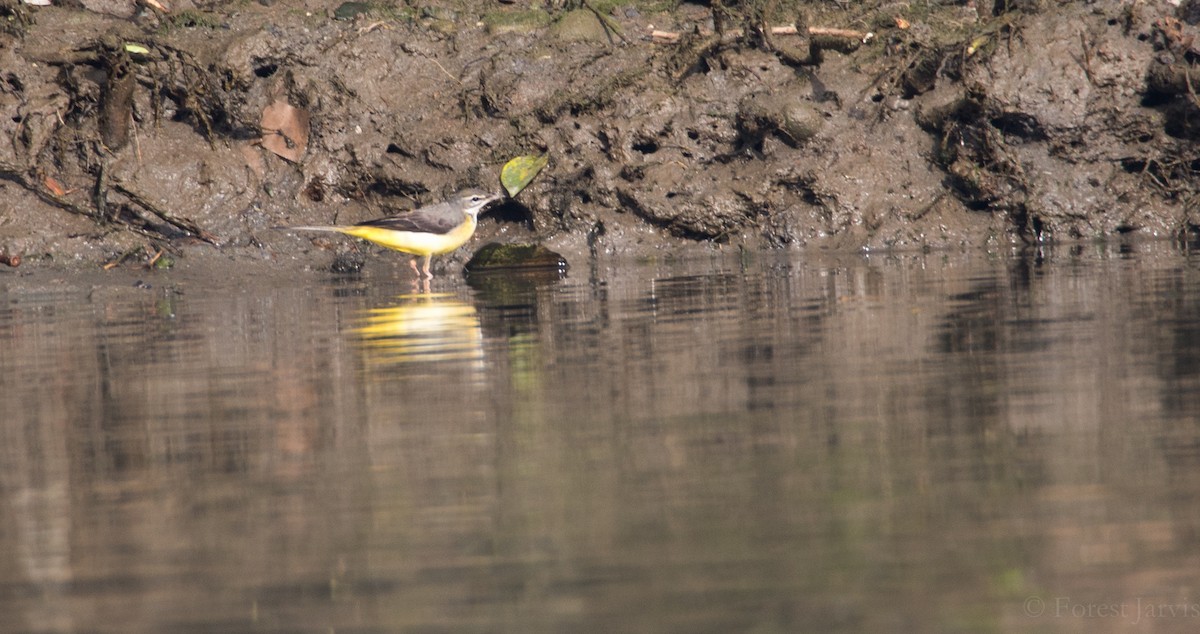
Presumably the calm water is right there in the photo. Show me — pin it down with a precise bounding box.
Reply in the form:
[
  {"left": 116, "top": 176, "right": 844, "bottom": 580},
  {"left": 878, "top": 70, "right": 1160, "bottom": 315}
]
[{"left": 3, "top": 243, "right": 1200, "bottom": 633}]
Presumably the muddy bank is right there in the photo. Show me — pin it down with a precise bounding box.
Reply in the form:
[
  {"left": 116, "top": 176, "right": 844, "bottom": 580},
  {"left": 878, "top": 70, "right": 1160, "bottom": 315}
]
[{"left": 1, "top": 0, "right": 1198, "bottom": 273}]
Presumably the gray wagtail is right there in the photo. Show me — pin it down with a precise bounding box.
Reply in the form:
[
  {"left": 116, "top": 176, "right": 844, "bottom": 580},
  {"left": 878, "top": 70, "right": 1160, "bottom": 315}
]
[{"left": 287, "top": 189, "right": 503, "bottom": 278}]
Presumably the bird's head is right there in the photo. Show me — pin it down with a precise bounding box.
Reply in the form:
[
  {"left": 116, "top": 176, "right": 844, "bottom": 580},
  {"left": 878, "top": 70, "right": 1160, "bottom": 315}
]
[{"left": 456, "top": 189, "right": 505, "bottom": 219}]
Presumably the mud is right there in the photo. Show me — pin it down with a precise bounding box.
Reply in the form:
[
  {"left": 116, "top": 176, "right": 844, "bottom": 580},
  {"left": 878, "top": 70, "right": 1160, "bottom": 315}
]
[{"left": 1, "top": 0, "right": 1199, "bottom": 274}]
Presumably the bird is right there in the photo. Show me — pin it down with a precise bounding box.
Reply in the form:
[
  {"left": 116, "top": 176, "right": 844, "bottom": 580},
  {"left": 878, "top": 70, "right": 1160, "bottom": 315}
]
[{"left": 287, "top": 188, "right": 503, "bottom": 278}]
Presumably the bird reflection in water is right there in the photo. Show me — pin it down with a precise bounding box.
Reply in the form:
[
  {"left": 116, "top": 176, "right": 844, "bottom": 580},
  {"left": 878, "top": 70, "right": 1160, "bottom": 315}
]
[{"left": 352, "top": 293, "right": 484, "bottom": 367}]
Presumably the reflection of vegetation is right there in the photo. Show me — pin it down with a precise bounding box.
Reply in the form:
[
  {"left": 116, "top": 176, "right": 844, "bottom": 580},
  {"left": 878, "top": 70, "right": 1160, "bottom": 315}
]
[{"left": 10, "top": 248, "right": 1199, "bottom": 630}]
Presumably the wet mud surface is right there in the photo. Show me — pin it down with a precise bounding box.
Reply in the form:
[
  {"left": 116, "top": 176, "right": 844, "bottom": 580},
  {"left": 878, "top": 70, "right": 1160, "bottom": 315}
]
[{"left": 2, "top": 0, "right": 1200, "bottom": 273}]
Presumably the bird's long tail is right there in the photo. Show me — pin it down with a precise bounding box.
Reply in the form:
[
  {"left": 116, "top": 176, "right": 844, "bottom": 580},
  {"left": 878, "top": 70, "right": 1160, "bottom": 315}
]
[{"left": 282, "top": 225, "right": 347, "bottom": 233}]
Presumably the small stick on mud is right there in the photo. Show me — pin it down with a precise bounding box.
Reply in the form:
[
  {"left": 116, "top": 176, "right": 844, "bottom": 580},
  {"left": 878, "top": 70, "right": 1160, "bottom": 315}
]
[
  {"left": 773, "top": 25, "right": 873, "bottom": 42},
  {"left": 1078, "top": 30, "right": 1095, "bottom": 85},
  {"left": 357, "top": 21, "right": 390, "bottom": 35},
  {"left": 3, "top": 160, "right": 186, "bottom": 243},
  {"left": 0, "top": 253, "right": 21, "bottom": 268},
  {"left": 0, "top": 160, "right": 101, "bottom": 222},
  {"left": 109, "top": 178, "right": 218, "bottom": 244},
  {"left": 584, "top": 0, "right": 630, "bottom": 44},
  {"left": 94, "top": 159, "right": 107, "bottom": 221},
  {"left": 131, "top": 111, "right": 143, "bottom": 165},
  {"left": 1139, "top": 157, "right": 1169, "bottom": 189},
  {"left": 650, "top": 24, "right": 872, "bottom": 44},
  {"left": 427, "top": 56, "right": 462, "bottom": 85},
  {"left": 102, "top": 247, "right": 141, "bottom": 270}
]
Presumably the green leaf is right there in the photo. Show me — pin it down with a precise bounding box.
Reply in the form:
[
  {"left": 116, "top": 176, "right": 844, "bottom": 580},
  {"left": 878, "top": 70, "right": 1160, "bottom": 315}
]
[{"left": 500, "top": 154, "right": 548, "bottom": 198}]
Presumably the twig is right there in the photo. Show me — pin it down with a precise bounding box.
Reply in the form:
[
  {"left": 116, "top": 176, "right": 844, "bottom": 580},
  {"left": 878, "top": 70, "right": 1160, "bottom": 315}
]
[
  {"left": 583, "top": 0, "right": 630, "bottom": 44},
  {"left": 1078, "top": 30, "right": 1095, "bottom": 85},
  {"left": 0, "top": 160, "right": 100, "bottom": 222},
  {"left": 95, "top": 159, "right": 109, "bottom": 221},
  {"left": 777, "top": 25, "right": 872, "bottom": 41},
  {"left": 427, "top": 56, "right": 462, "bottom": 85},
  {"left": 357, "top": 20, "right": 390, "bottom": 35},
  {"left": 102, "top": 245, "right": 145, "bottom": 270},
  {"left": 650, "top": 24, "right": 873, "bottom": 44},
  {"left": 109, "top": 178, "right": 218, "bottom": 243},
  {"left": 1, "top": 161, "right": 183, "bottom": 242},
  {"left": 1139, "top": 157, "right": 1169, "bottom": 189},
  {"left": 131, "top": 111, "right": 143, "bottom": 165},
  {"left": 1186, "top": 64, "right": 1200, "bottom": 109}
]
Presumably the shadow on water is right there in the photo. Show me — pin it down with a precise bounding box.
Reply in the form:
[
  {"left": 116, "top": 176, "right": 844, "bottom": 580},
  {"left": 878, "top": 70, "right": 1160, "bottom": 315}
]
[{"left": 3, "top": 242, "right": 1200, "bottom": 631}]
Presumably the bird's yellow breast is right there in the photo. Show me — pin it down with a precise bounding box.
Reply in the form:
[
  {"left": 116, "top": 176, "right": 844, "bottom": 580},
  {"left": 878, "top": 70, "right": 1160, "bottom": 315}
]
[{"left": 336, "top": 216, "right": 477, "bottom": 257}]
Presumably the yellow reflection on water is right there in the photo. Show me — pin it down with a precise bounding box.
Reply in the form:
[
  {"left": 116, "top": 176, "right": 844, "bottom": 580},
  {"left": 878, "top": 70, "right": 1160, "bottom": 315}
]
[{"left": 353, "top": 293, "right": 484, "bottom": 366}]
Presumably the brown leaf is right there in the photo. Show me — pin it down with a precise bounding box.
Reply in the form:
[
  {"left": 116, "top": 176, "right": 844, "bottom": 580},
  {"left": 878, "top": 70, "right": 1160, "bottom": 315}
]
[
  {"left": 260, "top": 97, "right": 309, "bottom": 163},
  {"left": 43, "top": 175, "right": 67, "bottom": 197}
]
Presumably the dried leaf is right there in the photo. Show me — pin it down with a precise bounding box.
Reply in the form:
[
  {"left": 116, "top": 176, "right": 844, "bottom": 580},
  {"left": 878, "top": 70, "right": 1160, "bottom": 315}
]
[
  {"left": 260, "top": 97, "right": 309, "bottom": 163},
  {"left": 43, "top": 175, "right": 67, "bottom": 197},
  {"left": 500, "top": 154, "right": 548, "bottom": 198}
]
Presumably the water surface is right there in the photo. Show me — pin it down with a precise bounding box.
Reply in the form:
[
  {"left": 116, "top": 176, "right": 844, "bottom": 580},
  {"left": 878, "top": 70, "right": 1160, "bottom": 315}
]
[{"left": 3, "top": 243, "right": 1200, "bottom": 632}]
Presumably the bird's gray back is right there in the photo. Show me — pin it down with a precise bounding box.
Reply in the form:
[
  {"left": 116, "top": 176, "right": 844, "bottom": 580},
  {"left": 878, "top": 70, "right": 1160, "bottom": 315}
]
[{"left": 352, "top": 190, "right": 480, "bottom": 234}]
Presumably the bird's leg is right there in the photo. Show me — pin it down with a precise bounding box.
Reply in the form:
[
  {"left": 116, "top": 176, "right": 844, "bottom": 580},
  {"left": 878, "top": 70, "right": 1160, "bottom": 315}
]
[
  {"left": 408, "top": 256, "right": 421, "bottom": 278},
  {"left": 421, "top": 255, "right": 433, "bottom": 279}
]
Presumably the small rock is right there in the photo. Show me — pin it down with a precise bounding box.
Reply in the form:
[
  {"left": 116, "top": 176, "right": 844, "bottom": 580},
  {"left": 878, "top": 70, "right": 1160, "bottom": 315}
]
[
  {"left": 333, "top": 2, "right": 370, "bottom": 20},
  {"left": 737, "top": 91, "right": 823, "bottom": 147},
  {"left": 547, "top": 9, "right": 608, "bottom": 43},
  {"left": 331, "top": 252, "right": 365, "bottom": 274},
  {"left": 483, "top": 9, "right": 552, "bottom": 35},
  {"left": 464, "top": 243, "right": 569, "bottom": 274}
]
